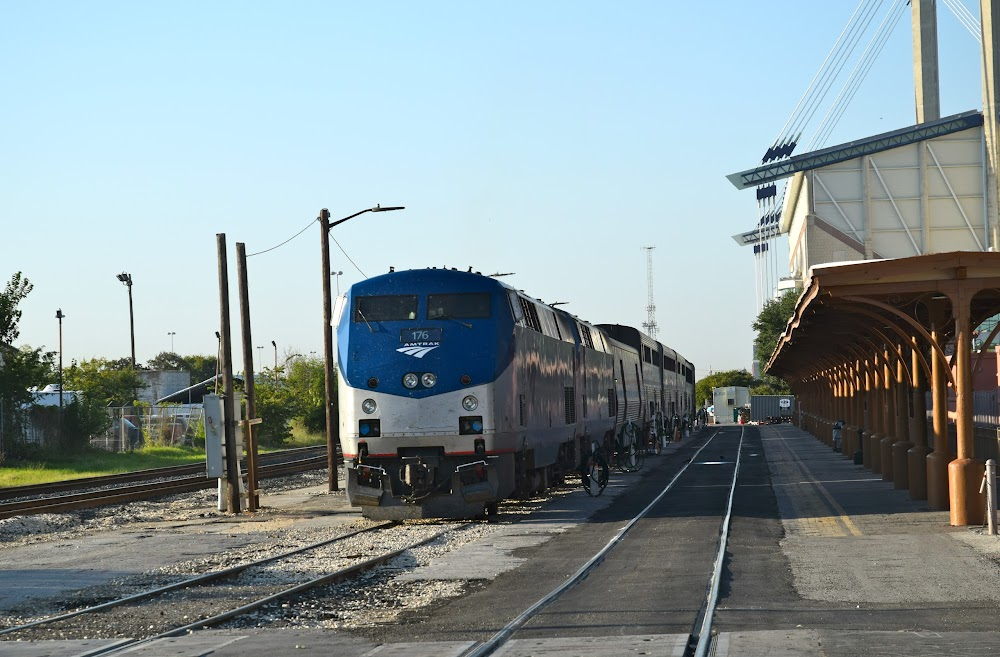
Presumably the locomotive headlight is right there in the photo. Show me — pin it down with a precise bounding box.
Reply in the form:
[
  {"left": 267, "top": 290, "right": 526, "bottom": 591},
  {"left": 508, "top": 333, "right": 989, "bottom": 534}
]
[
  {"left": 421, "top": 372, "right": 437, "bottom": 388},
  {"left": 462, "top": 395, "right": 479, "bottom": 411},
  {"left": 403, "top": 373, "right": 419, "bottom": 389},
  {"left": 361, "top": 398, "right": 377, "bottom": 414}
]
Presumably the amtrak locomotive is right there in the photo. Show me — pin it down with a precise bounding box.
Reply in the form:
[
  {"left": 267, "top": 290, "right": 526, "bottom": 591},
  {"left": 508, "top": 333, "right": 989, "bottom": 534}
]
[{"left": 335, "top": 267, "right": 695, "bottom": 519}]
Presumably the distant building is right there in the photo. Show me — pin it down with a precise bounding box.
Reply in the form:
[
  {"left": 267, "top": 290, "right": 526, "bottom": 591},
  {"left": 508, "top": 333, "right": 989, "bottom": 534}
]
[
  {"left": 137, "top": 371, "right": 191, "bottom": 404},
  {"left": 30, "top": 384, "right": 81, "bottom": 407},
  {"left": 712, "top": 386, "right": 750, "bottom": 424}
]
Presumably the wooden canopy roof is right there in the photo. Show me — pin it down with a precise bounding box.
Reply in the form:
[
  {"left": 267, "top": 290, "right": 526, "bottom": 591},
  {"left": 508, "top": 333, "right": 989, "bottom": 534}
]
[{"left": 767, "top": 252, "right": 1000, "bottom": 384}]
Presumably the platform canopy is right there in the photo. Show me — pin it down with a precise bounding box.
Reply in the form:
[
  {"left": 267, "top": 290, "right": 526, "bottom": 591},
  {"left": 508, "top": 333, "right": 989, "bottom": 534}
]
[{"left": 766, "top": 252, "right": 1000, "bottom": 383}]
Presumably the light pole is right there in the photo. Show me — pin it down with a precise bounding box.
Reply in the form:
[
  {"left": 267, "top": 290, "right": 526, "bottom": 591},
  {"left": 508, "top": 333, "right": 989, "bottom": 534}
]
[
  {"left": 256, "top": 345, "right": 264, "bottom": 374},
  {"left": 55, "top": 309, "right": 65, "bottom": 411},
  {"left": 271, "top": 340, "right": 277, "bottom": 382},
  {"left": 168, "top": 331, "right": 176, "bottom": 352},
  {"left": 116, "top": 272, "right": 136, "bottom": 368},
  {"left": 321, "top": 205, "right": 404, "bottom": 491},
  {"left": 333, "top": 270, "right": 343, "bottom": 297}
]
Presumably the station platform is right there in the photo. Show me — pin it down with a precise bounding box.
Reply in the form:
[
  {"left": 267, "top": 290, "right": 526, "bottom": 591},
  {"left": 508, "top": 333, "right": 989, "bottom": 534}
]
[{"left": 3, "top": 425, "right": 1000, "bottom": 656}]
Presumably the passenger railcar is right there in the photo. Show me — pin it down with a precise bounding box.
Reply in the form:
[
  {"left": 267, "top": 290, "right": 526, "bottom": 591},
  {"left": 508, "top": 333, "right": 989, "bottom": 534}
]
[{"left": 336, "top": 267, "right": 695, "bottom": 519}]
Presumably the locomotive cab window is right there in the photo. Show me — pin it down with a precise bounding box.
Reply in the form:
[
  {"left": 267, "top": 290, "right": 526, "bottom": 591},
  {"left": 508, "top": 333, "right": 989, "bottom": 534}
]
[
  {"left": 427, "top": 293, "right": 492, "bottom": 319},
  {"left": 354, "top": 295, "right": 418, "bottom": 322}
]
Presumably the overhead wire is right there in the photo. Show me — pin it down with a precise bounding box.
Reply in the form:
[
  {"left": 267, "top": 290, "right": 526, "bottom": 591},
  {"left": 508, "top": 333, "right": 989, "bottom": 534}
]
[
  {"left": 331, "top": 236, "right": 368, "bottom": 279},
  {"left": 810, "top": 0, "right": 909, "bottom": 150},
  {"left": 246, "top": 218, "right": 316, "bottom": 257},
  {"left": 245, "top": 214, "right": 369, "bottom": 284},
  {"left": 784, "top": 0, "right": 884, "bottom": 147},
  {"left": 773, "top": 0, "right": 884, "bottom": 150},
  {"left": 941, "top": 0, "right": 981, "bottom": 42}
]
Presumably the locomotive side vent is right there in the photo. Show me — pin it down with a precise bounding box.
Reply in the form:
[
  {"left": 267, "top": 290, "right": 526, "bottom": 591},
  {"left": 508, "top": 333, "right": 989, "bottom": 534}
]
[
  {"left": 519, "top": 394, "right": 526, "bottom": 427},
  {"left": 564, "top": 387, "right": 576, "bottom": 424}
]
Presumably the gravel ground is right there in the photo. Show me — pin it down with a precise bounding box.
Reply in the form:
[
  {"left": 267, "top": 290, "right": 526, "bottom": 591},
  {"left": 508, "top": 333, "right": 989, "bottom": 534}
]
[{"left": 0, "top": 468, "right": 573, "bottom": 642}]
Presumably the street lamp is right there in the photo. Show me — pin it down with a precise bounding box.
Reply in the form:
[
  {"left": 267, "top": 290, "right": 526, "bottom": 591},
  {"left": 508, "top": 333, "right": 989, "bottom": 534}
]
[
  {"left": 271, "top": 340, "right": 277, "bottom": 380},
  {"left": 116, "top": 272, "right": 136, "bottom": 368},
  {"left": 332, "top": 270, "right": 343, "bottom": 297},
  {"left": 256, "top": 345, "right": 264, "bottom": 373},
  {"left": 55, "top": 309, "right": 65, "bottom": 411},
  {"left": 168, "top": 331, "right": 176, "bottom": 352},
  {"left": 321, "top": 205, "right": 404, "bottom": 491}
]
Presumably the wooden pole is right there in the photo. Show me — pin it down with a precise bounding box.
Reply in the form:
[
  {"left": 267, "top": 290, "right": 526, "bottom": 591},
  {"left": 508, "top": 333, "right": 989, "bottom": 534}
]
[
  {"left": 217, "top": 234, "right": 241, "bottom": 514},
  {"left": 320, "top": 209, "right": 340, "bottom": 491},
  {"left": 236, "top": 242, "right": 260, "bottom": 511}
]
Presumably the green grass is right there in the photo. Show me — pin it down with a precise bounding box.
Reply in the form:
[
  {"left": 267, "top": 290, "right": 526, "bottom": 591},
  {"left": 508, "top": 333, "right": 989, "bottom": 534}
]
[
  {"left": 1, "top": 421, "right": 329, "bottom": 487},
  {"left": 0, "top": 446, "right": 206, "bottom": 488},
  {"left": 284, "top": 420, "right": 328, "bottom": 448}
]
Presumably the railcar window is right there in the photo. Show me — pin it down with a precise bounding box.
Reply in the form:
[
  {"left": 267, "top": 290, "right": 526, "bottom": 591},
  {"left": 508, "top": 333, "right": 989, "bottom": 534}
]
[
  {"left": 427, "top": 293, "right": 492, "bottom": 319},
  {"left": 354, "top": 295, "right": 418, "bottom": 322}
]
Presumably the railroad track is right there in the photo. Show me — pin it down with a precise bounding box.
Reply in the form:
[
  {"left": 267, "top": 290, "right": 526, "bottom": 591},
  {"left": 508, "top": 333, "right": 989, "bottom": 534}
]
[
  {"left": 0, "top": 446, "right": 333, "bottom": 520},
  {"left": 0, "top": 519, "right": 468, "bottom": 656},
  {"left": 455, "top": 427, "right": 743, "bottom": 657}
]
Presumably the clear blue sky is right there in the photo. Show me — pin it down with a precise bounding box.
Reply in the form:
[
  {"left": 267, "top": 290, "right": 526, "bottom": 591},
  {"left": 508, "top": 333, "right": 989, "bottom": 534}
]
[{"left": 0, "top": 1, "right": 985, "bottom": 377}]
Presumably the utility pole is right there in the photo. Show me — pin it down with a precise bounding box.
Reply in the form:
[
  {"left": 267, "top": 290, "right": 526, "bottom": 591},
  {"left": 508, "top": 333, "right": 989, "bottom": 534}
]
[
  {"left": 236, "top": 242, "right": 260, "bottom": 511},
  {"left": 642, "top": 246, "right": 658, "bottom": 339},
  {"left": 320, "top": 208, "right": 340, "bottom": 491},
  {"left": 216, "top": 234, "right": 241, "bottom": 513}
]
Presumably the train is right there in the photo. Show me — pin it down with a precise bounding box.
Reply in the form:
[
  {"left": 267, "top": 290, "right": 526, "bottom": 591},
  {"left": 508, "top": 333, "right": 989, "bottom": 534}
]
[{"left": 335, "top": 267, "right": 695, "bottom": 519}]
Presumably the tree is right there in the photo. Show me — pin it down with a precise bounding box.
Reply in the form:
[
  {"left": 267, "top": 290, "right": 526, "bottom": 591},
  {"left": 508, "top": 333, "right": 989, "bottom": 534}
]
[
  {"left": 0, "top": 273, "right": 64, "bottom": 456},
  {"left": 252, "top": 376, "right": 297, "bottom": 447},
  {"left": 751, "top": 290, "right": 799, "bottom": 396},
  {"left": 752, "top": 290, "right": 799, "bottom": 370},
  {"left": 147, "top": 351, "right": 186, "bottom": 371},
  {"left": 283, "top": 356, "right": 328, "bottom": 434},
  {"left": 145, "top": 352, "right": 219, "bottom": 383},
  {"left": 182, "top": 355, "right": 219, "bottom": 383},
  {"left": 695, "top": 369, "right": 755, "bottom": 409},
  {"left": 63, "top": 358, "right": 147, "bottom": 407},
  {"left": 0, "top": 272, "right": 32, "bottom": 345}
]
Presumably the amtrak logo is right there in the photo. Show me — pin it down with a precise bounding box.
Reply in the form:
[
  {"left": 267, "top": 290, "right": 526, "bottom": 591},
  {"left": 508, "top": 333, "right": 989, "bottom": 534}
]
[{"left": 397, "top": 343, "right": 440, "bottom": 358}]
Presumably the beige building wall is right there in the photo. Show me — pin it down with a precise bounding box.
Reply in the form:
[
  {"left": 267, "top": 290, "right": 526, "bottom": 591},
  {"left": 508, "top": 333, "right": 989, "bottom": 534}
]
[{"left": 784, "top": 125, "right": 987, "bottom": 283}]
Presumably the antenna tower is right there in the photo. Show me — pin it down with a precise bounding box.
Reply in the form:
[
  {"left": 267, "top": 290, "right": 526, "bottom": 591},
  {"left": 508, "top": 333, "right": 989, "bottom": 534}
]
[{"left": 642, "top": 246, "right": 658, "bottom": 338}]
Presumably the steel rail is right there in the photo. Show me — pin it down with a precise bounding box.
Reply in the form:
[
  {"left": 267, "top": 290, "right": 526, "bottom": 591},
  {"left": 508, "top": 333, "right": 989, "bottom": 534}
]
[
  {"left": 459, "top": 430, "right": 723, "bottom": 657},
  {"left": 0, "top": 451, "right": 331, "bottom": 519},
  {"left": 693, "top": 425, "right": 746, "bottom": 657},
  {"left": 71, "top": 524, "right": 465, "bottom": 657},
  {"left": 0, "top": 521, "right": 397, "bottom": 637},
  {"left": 0, "top": 446, "right": 328, "bottom": 500}
]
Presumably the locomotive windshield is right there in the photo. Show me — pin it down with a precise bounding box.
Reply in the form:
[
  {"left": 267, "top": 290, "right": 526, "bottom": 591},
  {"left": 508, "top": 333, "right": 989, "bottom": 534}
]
[
  {"left": 354, "top": 295, "right": 418, "bottom": 322},
  {"left": 427, "top": 293, "right": 492, "bottom": 319}
]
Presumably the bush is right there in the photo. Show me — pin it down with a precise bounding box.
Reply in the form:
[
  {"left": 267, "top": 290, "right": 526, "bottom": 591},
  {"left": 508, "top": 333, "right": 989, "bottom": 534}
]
[{"left": 251, "top": 380, "right": 297, "bottom": 448}]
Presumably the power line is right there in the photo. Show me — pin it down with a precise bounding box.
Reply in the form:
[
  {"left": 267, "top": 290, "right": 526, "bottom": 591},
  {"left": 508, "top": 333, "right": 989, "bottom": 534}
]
[
  {"left": 247, "top": 218, "right": 316, "bottom": 257},
  {"left": 331, "top": 235, "right": 368, "bottom": 279}
]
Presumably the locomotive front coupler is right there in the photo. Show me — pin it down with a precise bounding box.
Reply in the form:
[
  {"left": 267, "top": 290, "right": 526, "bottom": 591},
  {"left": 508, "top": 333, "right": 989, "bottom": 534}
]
[{"left": 400, "top": 455, "right": 440, "bottom": 498}]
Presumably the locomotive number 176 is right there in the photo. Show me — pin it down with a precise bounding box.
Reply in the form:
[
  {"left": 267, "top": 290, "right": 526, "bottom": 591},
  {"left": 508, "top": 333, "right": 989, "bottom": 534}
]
[{"left": 400, "top": 328, "right": 443, "bottom": 343}]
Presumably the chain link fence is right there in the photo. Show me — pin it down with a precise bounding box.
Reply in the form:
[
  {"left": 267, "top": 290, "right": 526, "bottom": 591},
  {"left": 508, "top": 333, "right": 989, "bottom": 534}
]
[{"left": 91, "top": 404, "right": 205, "bottom": 452}]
